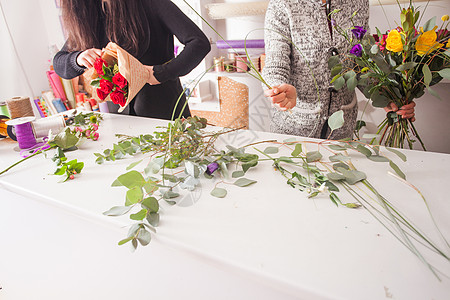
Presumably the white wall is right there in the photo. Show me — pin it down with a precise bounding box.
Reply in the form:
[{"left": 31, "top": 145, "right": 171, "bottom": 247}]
[{"left": 0, "top": 0, "right": 51, "bottom": 108}]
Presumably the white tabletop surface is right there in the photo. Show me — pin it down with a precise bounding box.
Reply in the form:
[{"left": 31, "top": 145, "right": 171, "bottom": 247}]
[{"left": 1, "top": 113, "right": 449, "bottom": 300}]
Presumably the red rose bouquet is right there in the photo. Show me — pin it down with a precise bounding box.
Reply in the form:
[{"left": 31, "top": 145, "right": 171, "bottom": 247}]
[{"left": 86, "top": 42, "right": 150, "bottom": 112}]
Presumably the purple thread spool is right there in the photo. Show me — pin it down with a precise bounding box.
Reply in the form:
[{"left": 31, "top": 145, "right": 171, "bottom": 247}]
[{"left": 6, "top": 117, "right": 37, "bottom": 149}]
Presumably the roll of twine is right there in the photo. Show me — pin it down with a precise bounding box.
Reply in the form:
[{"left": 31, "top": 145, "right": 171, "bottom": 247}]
[
  {"left": 6, "top": 96, "right": 34, "bottom": 119},
  {"left": 14, "top": 121, "right": 37, "bottom": 149},
  {"left": 32, "top": 115, "right": 66, "bottom": 139}
]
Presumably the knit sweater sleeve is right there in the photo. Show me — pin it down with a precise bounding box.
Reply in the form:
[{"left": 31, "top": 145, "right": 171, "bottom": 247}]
[
  {"left": 262, "top": 0, "right": 293, "bottom": 89},
  {"left": 53, "top": 43, "right": 86, "bottom": 80},
  {"left": 152, "top": 0, "right": 211, "bottom": 83}
]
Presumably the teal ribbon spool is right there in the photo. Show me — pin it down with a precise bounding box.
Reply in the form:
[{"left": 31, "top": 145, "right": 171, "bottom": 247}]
[{"left": 0, "top": 101, "right": 10, "bottom": 118}]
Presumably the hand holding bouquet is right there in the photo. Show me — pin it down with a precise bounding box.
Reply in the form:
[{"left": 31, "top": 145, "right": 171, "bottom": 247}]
[
  {"left": 329, "top": 4, "right": 450, "bottom": 150},
  {"left": 86, "top": 42, "right": 151, "bottom": 112}
]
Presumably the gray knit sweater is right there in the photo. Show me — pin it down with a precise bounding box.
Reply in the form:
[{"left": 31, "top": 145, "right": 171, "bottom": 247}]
[{"left": 263, "top": 0, "right": 369, "bottom": 139}]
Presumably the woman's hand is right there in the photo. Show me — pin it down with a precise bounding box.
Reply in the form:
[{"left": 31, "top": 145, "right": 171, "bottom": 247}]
[
  {"left": 384, "top": 101, "right": 416, "bottom": 122},
  {"left": 145, "top": 66, "right": 161, "bottom": 85},
  {"left": 264, "top": 83, "right": 297, "bottom": 111},
  {"left": 76, "top": 48, "right": 103, "bottom": 69}
]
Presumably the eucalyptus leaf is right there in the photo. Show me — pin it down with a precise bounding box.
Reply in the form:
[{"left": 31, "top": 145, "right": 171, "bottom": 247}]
[
  {"left": 142, "top": 197, "right": 159, "bottom": 213},
  {"left": 130, "top": 209, "right": 148, "bottom": 221},
  {"left": 328, "top": 55, "right": 340, "bottom": 69},
  {"left": 211, "top": 187, "right": 227, "bottom": 198},
  {"left": 368, "top": 155, "right": 390, "bottom": 162},
  {"left": 389, "top": 160, "right": 406, "bottom": 180},
  {"left": 117, "top": 170, "right": 146, "bottom": 189},
  {"left": 333, "top": 76, "right": 345, "bottom": 90},
  {"left": 126, "top": 186, "right": 144, "bottom": 206},
  {"left": 291, "top": 143, "right": 303, "bottom": 157},
  {"left": 232, "top": 171, "right": 245, "bottom": 178},
  {"left": 386, "top": 147, "right": 407, "bottom": 162},
  {"left": 346, "top": 76, "right": 358, "bottom": 91},
  {"left": 283, "top": 137, "right": 297, "bottom": 144},
  {"left": 306, "top": 151, "right": 323, "bottom": 163},
  {"left": 126, "top": 159, "right": 143, "bottom": 171},
  {"left": 422, "top": 16, "right": 436, "bottom": 32},
  {"left": 331, "top": 64, "right": 343, "bottom": 77},
  {"left": 328, "top": 110, "right": 344, "bottom": 131},
  {"left": 338, "top": 168, "right": 367, "bottom": 185},
  {"left": 422, "top": 64, "right": 432, "bottom": 87},
  {"left": 103, "top": 205, "right": 132, "bottom": 216},
  {"left": 356, "top": 144, "right": 372, "bottom": 157},
  {"left": 329, "top": 154, "right": 351, "bottom": 162},
  {"left": 234, "top": 178, "right": 257, "bottom": 187},
  {"left": 137, "top": 228, "right": 152, "bottom": 246},
  {"left": 163, "top": 190, "right": 180, "bottom": 199},
  {"left": 146, "top": 212, "right": 160, "bottom": 227},
  {"left": 333, "top": 162, "right": 349, "bottom": 171},
  {"left": 328, "top": 144, "right": 348, "bottom": 151},
  {"left": 438, "top": 68, "right": 450, "bottom": 80},
  {"left": 327, "top": 172, "right": 346, "bottom": 181},
  {"left": 396, "top": 62, "right": 417, "bottom": 71},
  {"left": 264, "top": 146, "right": 279, "bottom": 154},
  {"left": 118, "top": 237, "right": 133, "bottom": 246}
]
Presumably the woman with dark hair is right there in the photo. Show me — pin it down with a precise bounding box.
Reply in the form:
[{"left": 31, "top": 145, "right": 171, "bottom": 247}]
[{"left": 53, "top": 0, "right": 211, "bottom": 120}]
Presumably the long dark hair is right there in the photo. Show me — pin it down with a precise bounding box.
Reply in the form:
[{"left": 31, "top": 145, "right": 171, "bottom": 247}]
[{"left": 61, "top": 0, "right": 149, "bottom": 57}]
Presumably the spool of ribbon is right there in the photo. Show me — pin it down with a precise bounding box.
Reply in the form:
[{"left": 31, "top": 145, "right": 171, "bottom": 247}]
[
  {"left": 5, "top": 96, "right": 35, "bottom": 119},
  {"left": 6, "top": 116, "right": 37, "bottom": 149},
  {"left": 32, "top": 115, "right": 66, "bottom": 139},
  {"left": 216, "top": 39, "right": 265, "bottom": 49}
]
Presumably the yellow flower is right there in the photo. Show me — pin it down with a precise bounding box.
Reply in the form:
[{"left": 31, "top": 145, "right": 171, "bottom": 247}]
[
  {"left": 415, "top": 27, "right": 444, "bottom": 55},
  {"left": 442, "top": 15, "right": 449, "bottom": 22},
  {"left": 386, "top": 30, "right": 403, "bottom": 52},
  {"left": 447, "top": 40, "right": 450, "bottom": 48}
]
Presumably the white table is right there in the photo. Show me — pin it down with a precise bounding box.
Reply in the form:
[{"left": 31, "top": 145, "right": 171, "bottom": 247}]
[{"left": 1, "top": 113, "right": 449, "bottom": 300}]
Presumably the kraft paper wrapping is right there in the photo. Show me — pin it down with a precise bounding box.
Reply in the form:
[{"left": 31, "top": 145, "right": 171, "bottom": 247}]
[
  {"left": 85, "top": 42, "right": 150, "bottom": 112},
  {"left": 191, "top": 76, "right": 249, "bottom": 129}
]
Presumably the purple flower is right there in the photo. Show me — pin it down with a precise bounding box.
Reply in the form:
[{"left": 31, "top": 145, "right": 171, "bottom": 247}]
[
  {"left": 351, "top": 26, "right": 367, "bottom": 40},
  {"left": 349, "top": 44, "right": 363, "bottom": 57},
  {"left": 206, "top": 162, "right": 219, "bottom": 175}
]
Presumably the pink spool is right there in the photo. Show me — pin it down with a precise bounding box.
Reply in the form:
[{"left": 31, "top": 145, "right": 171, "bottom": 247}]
[{"left": 235, "top": 55, "right": 248, "bottom": 73}]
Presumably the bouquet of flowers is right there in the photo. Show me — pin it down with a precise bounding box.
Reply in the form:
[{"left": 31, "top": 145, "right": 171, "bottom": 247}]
[
  {"left": 328, "top": 3, "right": 450, "bottom": 150},
  {"left": 87, "top": 42, "right": 150, "bottom": 112}
]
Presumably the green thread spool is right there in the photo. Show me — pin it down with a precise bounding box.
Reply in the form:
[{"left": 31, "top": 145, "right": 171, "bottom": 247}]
[{"left": 0, "top": 100, "right": 10, "bottom": 118}]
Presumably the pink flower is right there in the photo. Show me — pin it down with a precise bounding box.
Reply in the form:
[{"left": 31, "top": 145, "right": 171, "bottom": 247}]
[
  {"left": 91, "top": 123, "right": 99, "bottom": 131},
  {"left": 92, "top": 132, "right": 100, "bottom": 141}
]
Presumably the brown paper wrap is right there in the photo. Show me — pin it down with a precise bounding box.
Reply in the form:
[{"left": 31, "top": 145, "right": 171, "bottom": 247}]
[{"left": 84, "top": 42, "right": 150, "bottom": 112}]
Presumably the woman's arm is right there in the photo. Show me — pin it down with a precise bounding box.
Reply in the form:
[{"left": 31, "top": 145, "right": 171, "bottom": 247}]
[
  {"left": 53, "top": 43, "right": 87, "bottom": 80},
  {"left": 151, "top": 0, "right": 211, "bottom": 83}
]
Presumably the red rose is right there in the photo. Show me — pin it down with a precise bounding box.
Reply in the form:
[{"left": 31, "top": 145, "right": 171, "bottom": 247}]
[
  {"left": 110, "top": 90, "right": 126, "bottom": 106},
  {"left": 112, "top": 72, "right": 128, "bottom": 89},
  {"left": 94, "top": 58, "right": 107, "bottom": 75},
  {"left": 96, "top": 88, "right": 108, "bottom": 101},
  {"left": 99, "top": 79, "right": 113, "bottom": 93}
]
